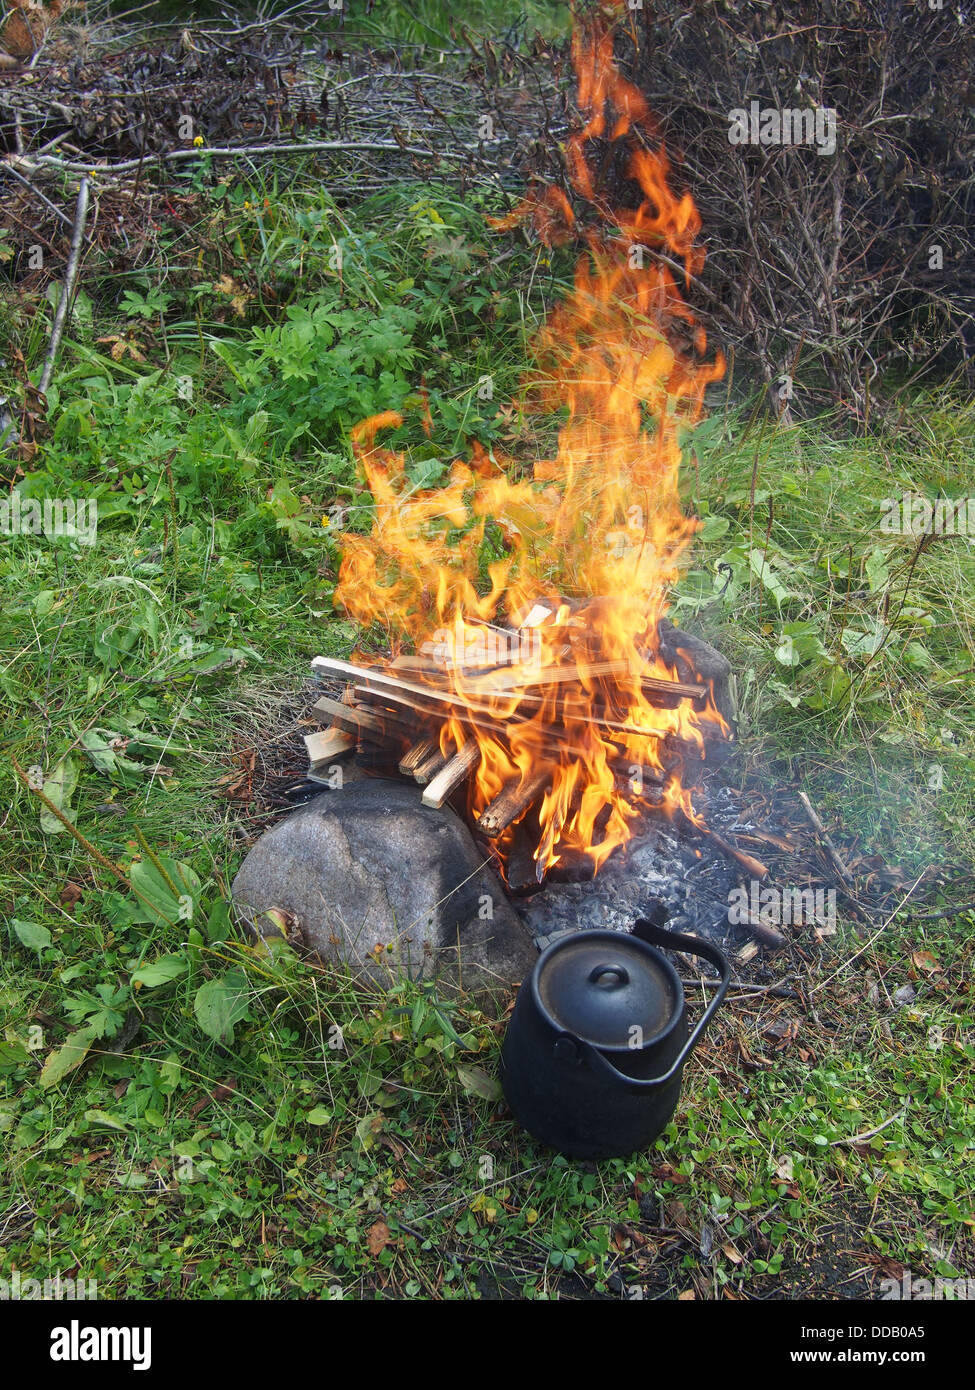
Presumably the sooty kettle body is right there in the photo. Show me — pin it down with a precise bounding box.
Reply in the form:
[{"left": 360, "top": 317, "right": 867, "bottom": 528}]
[{"left": 501, "top": 919, "right": 730, "bottom": 1160}]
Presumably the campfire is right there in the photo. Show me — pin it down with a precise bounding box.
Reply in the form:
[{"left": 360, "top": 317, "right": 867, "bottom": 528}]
[{"left": 307, "top": 7, "right": 735, "bottom": 889}]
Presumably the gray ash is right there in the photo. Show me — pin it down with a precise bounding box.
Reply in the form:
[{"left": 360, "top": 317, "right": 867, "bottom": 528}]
[{"left": 514, "top": 780, "right": 747, "bottom": 959}]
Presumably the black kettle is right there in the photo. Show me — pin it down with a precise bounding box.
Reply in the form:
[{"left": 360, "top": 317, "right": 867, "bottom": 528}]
[{"left": 500, "top": 919, "right": 730, "bottom": 1160}]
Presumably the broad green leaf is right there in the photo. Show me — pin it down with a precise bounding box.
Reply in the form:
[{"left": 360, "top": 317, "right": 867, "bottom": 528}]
[
  {"left": 748, "top": 549, "right": 793, "bottom": 607},
  {"left": 842, "top": 623, "right": 885, "bottom": 657},
  {"left": 193, "top": 968, "right": 252, "bottom": 1045},
  {"left": 83, "top": 1109, "right": 127, "bottom": 1131},
  {"left": 306, "top": 1106, "right": 333, "bottom": 1126},
  {"left": 158, "top": 1053, "right": 181, "bottom": 1093},
  {"left": 804, "top": 665, "right": 852, "bottom": 710},
  {"left": 865, "top": 547, "right": 891, "bottom": 593},
  {"left": 80, "top": 728, "right": 117, "bottom": 774},
  {"left": 355, "top": 1112, "right": 383, "bottom": 1152},
  {"left": 698, "top": 514, "right": 730, "bottom": 541},
  {"left": 116, "top": 1170, "right": 150, "bottom": 1188},
  {"left": 129, "top": 856, "right": 201, "bottom": 928},
  {"left": 204, "top": 899, "right": 232, "bottom": 943},
  {"left": 39, "top": 1024, "right": 99, "bottom": 1088},
  {"left": 456, "top": 1064, "right": 502, "bottom": 1102},
  {"left": 774, "top": 635, "right": 801, "bottom": 667},
  {"left": 407, "top": 457, "right": 447, "bottom": 489},
  {"left": 903, "top": 640, "right": 934, "bottom": 672},
  {"left": 0, "top": 671, "right": 24, "bottom": 706},
  {"left": 40, "top": 756, "right": 80, "bottom": 834},
  {"left": 11, "top": 919, "right": 52, "bottom": 957},
  {"left": 184, "top": 646, "right": 252, "bottom": 675},
  {"left": 131, "top": 954, "right": 187, "bottom": 989},
  {"left": 767, "top": 679, "right": 803, "bottom": 710},
  {"left": 775, "top": 620, "right": 828, "bottom": 668},
  {"left": 0, "top": 1041, "right": 31, "bottom": 1074}
]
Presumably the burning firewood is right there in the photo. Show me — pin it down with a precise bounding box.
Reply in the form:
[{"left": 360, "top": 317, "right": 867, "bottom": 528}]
[
  {"left": 398, "top": 737, "right": 440, "bottom": 776},
  {"left": 468, "top": 661, "right": 706, "bottom": 705},
  {"left": 476, "top": 769, "right": 552, "bottom": 837},
  {"left": 307, "top": 646, "right": 734, "bottom": 885},
  {"left": 421, "top": 742, "right": 481, "bottom": 809},
  {"left": 413, "top": 746, "right": 452, "bottom": 785}
]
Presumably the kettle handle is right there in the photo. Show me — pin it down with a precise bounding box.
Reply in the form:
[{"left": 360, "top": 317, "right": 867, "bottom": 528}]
[{"left": 570, "top": 921, "right": 731, "bottom": 1092}]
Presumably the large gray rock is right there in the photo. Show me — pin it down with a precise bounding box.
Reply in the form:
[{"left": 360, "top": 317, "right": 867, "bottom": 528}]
[{"left": 231, "top": 773, "right": 536, "bottom": 996}]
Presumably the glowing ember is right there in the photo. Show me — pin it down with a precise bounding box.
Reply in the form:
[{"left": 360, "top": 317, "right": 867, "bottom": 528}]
[{"left": 333, "top": 4, "right": 728, "bottom": 879}]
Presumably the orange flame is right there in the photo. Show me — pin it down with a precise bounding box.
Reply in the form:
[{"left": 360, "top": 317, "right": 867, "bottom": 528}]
[{"left": 335, "top": 5, "right": 727, "bottom": 878}]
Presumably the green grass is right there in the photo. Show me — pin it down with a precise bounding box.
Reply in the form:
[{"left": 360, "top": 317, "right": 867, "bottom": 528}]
[
  {"left": 1, "top": 165, "right": 973, "bottom": 1299},
  {"left": 679, "top": 393, "right": 975, "bottom": 871}
]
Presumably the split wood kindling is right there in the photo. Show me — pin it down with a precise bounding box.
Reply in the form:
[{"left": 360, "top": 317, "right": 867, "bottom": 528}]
[{"left": 304, "top": 642, "right": 723, "bottom": 853}]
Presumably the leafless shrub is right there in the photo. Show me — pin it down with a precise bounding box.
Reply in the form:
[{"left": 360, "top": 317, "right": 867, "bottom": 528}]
[{"left": 618, "top": 0, "right": 975, "bottom": 413}]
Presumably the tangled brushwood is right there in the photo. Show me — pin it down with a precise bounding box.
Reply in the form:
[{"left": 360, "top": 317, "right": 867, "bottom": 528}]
[{"left": 610, "top": 0, "right": 975, "bottom": 412}]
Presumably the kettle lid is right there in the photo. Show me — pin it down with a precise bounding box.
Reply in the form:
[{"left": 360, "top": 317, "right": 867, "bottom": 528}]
[{"left": 535, "top": 931, "right": 683, "bottom": 1051}]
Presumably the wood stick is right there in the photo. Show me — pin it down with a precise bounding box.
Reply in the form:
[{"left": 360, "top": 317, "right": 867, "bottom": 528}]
[
  {"left": 422, "top": 742, "right": 481, "bottom": 809},
  {"left": 21, "top": 139, "right": 472, "bottom": 180},
  {"left": 338, "top": 665, "right": 716, "bottom": 763},
  {"left": 351, "top": 682, "right": 695, "bottom": 784},
  {"left": 414, "top": 748, "right": 451, "bottom": 785},
  {"left": 315, "top": 656, "right": 483, "bottom": 717},
  {"left": 350, "top": 673, "right": 686, "bottom": 753},
  {"left": 312, "top": 695, "right": 405, "bottom": 738},
  {"left": 304, "top": 728, "right": 355, "bottom": 764},
  {"left": 700, "top": 825, "right": 769, "bottom": 880},
  {"left": 797, "top": 791, "right": 854, "bottom": 884},
  {"left": 828, "top": 1107, "right": 907, "bottom": 1147},
  {"left": 313, "top": 654, "right": 705, "bottom": 715},
  {"left": 733, "top": 912, "right": 787, "bottom": 949},
  {"left": 353, "top": 681, "right": 620, "bottom": 766},
  {"left": 351, "top": 686, "right": 430, "bottom": 726},
  {"left": 307, "top": 766, "right": 346, "bottom": 787},
  {"left": 37, "top": 175, "right": 90, "bottom": 396},
  {"left": 738, "top": 828, "right": 796, "bottom": 854},
  {"left": 399, "top": 737, "right": 440, "bottom": 776},
  {"left": 351, "top": 680, "right": 518, "bottom": 737},
  {"left": 470, "top": 661, "right": 706, "bottom": 702},
  {"left": 391, "top": 652, "right": 507, "bottom": 677},
  {"left": 476, "top": 769, "right": 551, "bottom": 835}
]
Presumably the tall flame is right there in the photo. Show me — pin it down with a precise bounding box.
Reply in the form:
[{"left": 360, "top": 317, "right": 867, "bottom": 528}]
[{"left": 335, "top": 5, "right": 727, "bottom": 878}]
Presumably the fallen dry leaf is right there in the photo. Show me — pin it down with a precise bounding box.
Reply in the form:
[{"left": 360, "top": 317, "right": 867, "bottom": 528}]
[
  {"left": 651, "top": 1163, "right": 688, "bottom": 1184},
  {"left": 662, "top": 1198, "right": 689, "bottom": 1229},
  {"left": 911, "top": 950, "right": 942, "bottom": 976},
  {"left": 378, "top": 1132, "right": 405, "bottom": 1162},
  {"left": 764, "top": 1018, "right": 800, "bottom": 1046},
  {"left": 188, "top": 1078, "right": 237, "bottom": 1118},
  {"left": 59, "top": 881, "right": 84, "bottom": 911},
  {"left": 367, "top": 1220, "right": 393, "bottom": 1256}
]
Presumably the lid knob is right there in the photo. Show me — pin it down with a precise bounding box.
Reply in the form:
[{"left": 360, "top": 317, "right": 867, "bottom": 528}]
[{"left": 588, "top": 964, "right": 630, "bottom": 988}]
